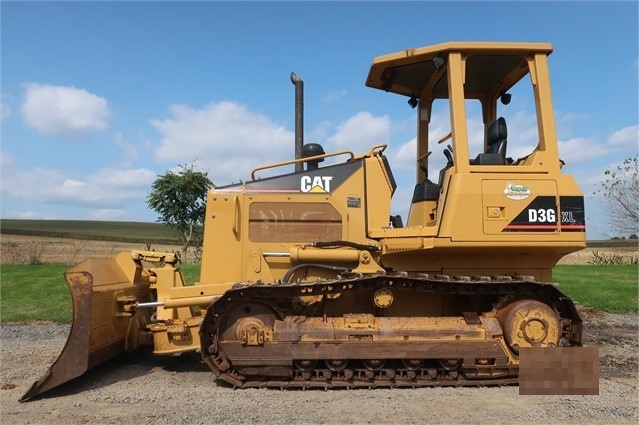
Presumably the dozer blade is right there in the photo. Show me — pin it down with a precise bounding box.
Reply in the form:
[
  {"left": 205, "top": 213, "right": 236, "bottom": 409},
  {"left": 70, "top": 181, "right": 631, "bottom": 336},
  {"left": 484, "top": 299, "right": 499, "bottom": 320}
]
[{"left": 20, "top": 253, "right": 153, "bottom": 402}]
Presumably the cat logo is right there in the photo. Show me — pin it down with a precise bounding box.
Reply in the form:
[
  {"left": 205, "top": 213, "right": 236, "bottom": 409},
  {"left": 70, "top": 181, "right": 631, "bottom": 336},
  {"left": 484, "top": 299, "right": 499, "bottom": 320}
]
[{"left": 300, "top": 175, "right": 333, "bottom": 193}]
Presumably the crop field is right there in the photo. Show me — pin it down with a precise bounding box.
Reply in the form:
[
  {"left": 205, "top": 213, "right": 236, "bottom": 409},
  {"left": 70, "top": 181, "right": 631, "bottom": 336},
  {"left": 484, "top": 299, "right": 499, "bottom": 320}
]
[
  {"left": 0, "top": 219, "right": 180, "bottom": 244},
  {"left": 0, "top": 219, "right": 188, "bottom": 265}
]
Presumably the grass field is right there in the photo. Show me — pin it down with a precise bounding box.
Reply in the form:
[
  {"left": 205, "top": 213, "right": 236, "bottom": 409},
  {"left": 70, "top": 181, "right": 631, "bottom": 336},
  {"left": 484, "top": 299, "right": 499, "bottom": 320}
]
[
  {"left": 0, "top": 264, "right": 201, "bottom": 323},
  {"left": 1, "top": 263, "right": 636, "bottom": 323},
  {"left": 553, "top": 265, "right": 638, "bottom": 313},
  {"left": 0, "top": 265, "right": 72, "bottom": 323}
]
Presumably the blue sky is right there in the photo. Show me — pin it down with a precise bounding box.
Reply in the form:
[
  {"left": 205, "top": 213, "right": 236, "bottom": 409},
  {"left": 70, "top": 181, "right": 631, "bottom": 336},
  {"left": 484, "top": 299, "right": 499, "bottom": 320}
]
[{"left": 1, "top": 1, "right": 637, "bottom": 240}]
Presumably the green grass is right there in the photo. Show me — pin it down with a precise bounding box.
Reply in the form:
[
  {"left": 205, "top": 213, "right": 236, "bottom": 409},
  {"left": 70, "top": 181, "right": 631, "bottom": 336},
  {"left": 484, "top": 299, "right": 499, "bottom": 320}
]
[
  {"left": 180, "top": 264, "right": 200, "bottom": 285},
  {"left": 0, "top": 219, "right": 181, "bottom": 245},
  {"left": 553, "top": 265, "right": 638, "bottom": 313},
  {"left": 0, "top": 264, "right": 201, "bottom": 323},
  {"left": 1, "top": 265, "right": 72, "bottom": 323},
  {"left": 1, "top": 264, "right": 636, "bottom": 323}
]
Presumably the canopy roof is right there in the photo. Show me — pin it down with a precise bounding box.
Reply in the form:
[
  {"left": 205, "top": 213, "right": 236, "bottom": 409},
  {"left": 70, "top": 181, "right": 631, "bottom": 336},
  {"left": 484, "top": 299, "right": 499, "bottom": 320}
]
[{"left": 365, "top": 42, "right": 553, "bottom": 100}]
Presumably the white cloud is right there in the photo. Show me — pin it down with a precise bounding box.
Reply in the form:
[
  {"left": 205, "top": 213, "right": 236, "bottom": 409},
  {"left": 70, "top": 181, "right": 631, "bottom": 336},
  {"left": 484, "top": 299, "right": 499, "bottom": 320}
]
[
  {"left": 325, "top": 111, "right": 391, "bottom": 153},
  {"left": 4, "top": 207, "right": 126, "bottom": 221},
  {"left": 558, "top": 124, "right": 639, "bottom": 165},
  {"left": 390, "top": 137, "right": 417, "bottom": 170},
  {"left": 558, "top": 137, "right": 602, "bottom": 164},
  {"left": 151, "top": 101, "right": 293, "bottom": 184},
  {"left": 90, "top": 167, "right": 157, "bottom": 189},
  {"left": 21, "top": 83, "right": 111, "bottom": 137},
  {"left": 150, "top": 104, "right": 397, "bottom": 185},
  {"left": 0, "top": 154, "right": 156, "bottom": 209},
  {"left": 3, "top": 210, "right": 54, "bottom": 220},
  {"left": 606, "top": 124, "right": 639, "bottom": 152}
]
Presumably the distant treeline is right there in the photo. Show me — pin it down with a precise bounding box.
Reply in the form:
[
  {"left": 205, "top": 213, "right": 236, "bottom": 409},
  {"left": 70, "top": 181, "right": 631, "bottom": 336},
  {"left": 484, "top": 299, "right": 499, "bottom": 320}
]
[
  {"left": 587, "top": 239, "right": 638, "bottom": 248},
  {"left": 0, "top": 219, "right": 181, "bottom": 245}
]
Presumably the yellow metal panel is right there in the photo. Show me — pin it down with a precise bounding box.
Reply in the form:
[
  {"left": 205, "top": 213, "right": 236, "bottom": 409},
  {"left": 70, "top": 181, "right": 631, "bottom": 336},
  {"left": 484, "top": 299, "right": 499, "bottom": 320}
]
[
  {"left": 481, "top": 179, "right": 559, "bottom": 235},
  {"left": 200, "top": 192, "right": 244, "bottom": 284},
  {"left": 447, "top": 52, "right": 471, "bottom": 174},
  {"left": 365, "top": 156, "right": 393, "bottom": 232}
]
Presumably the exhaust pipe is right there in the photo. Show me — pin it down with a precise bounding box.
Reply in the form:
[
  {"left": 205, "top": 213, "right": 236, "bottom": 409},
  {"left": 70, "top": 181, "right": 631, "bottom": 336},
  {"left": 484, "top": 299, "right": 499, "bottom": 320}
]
[{"left": 290, "top": 72, "right": 304, "bottom": 172}]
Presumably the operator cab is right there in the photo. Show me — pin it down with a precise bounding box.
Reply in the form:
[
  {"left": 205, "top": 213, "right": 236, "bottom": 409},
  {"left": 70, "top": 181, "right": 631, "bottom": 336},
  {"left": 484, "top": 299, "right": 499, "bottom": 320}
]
[{"left": 366, "top": 42, "right": 562, "bottom": 226}]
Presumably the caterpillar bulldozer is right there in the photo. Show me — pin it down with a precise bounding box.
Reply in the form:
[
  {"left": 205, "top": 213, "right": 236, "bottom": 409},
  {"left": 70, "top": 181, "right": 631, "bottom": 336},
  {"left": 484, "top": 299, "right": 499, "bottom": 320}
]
[{"left": 21, "top": 41, "right": 589, "bottom": 401}]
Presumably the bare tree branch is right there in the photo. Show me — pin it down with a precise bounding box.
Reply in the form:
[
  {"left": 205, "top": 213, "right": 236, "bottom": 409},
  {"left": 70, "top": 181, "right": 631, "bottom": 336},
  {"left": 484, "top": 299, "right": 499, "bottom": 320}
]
[{"left": 595, "top": 155, "right": 639, "bottom": 237}]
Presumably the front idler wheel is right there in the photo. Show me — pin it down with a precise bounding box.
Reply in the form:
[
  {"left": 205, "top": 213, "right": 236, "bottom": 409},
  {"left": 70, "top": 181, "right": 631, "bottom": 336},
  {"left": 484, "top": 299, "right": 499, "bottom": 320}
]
[{"left": 496, "top": 299, "right": 561, "bottom": 354}]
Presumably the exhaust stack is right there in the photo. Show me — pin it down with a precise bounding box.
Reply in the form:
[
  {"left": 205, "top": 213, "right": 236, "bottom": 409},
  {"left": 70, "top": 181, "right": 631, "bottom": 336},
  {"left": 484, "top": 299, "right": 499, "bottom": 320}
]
[{"left": 290, "top": 72, "right": 304, "bottom": 172}]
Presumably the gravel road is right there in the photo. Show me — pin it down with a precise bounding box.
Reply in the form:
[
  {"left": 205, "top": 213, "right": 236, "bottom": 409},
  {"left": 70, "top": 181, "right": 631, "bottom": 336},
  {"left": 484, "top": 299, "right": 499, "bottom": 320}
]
[{"left": 1, "top": 308, "right": 637, "bottom": 425}]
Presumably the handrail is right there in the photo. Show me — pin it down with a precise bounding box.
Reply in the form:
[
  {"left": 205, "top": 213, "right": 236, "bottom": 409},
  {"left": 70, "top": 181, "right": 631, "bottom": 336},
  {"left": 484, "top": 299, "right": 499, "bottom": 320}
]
[
  {"left": 251, "top": 150, "right": 355, "bottom": 180},
  {"left": 369, "top": 144, "right": 388, "bottom": 155}
]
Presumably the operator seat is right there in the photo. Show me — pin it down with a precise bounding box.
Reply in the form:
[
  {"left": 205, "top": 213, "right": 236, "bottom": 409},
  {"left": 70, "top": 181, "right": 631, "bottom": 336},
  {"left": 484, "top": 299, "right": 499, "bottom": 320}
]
[{"left": 473, "top": 117, "right": 508, "bottom": 165}]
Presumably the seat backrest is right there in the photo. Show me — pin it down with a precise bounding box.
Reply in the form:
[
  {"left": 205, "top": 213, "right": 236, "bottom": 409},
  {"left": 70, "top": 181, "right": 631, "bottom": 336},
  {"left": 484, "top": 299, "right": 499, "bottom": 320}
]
[{"left": 486, "top": 117, "right": 507, "bottom": 159}]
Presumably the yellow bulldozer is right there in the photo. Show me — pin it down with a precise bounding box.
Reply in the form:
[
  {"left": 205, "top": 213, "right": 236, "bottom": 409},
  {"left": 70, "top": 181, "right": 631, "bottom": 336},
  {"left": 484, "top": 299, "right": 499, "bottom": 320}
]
[{"left": 22, "top": 41, "right": 590, "bottom": 401}]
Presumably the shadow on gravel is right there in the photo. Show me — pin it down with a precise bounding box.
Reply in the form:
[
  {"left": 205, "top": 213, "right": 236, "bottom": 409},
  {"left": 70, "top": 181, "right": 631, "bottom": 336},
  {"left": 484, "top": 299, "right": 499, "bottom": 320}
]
[
  {"left": 161, "top": 350, "right": 209, "bottom": 373},
  {"left": 25, "top": 348, "right": 210, "bottom": 402}
]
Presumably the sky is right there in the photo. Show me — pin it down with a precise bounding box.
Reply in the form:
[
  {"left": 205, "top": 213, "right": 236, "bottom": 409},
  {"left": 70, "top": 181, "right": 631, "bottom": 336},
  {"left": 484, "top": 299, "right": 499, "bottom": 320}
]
[{"left": 1, "top": 1, "right": 637, "bottom": 241}]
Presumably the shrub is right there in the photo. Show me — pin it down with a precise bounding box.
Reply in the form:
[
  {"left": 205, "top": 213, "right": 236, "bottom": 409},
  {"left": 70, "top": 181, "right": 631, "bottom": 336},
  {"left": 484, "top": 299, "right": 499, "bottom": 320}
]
[{"left": 589, "top": 250, "right": 637, "bottom": 265}]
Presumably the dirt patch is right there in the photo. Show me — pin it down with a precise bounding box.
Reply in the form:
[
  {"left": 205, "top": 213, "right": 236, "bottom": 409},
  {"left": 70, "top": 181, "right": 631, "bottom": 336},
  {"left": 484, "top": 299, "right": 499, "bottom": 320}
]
[{"left": 0, "top": 235, "right": 184, "bottom": 265}]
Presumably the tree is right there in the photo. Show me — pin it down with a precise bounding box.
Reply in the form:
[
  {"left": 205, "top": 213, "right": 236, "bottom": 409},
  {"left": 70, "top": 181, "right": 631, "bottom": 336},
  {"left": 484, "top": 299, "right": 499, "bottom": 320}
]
[
  {"left": 596, "top": 154, "right": 639, "bottom": 237},
  {"left": 147, "top": 162, "right": 213, "bottom": 263}
]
